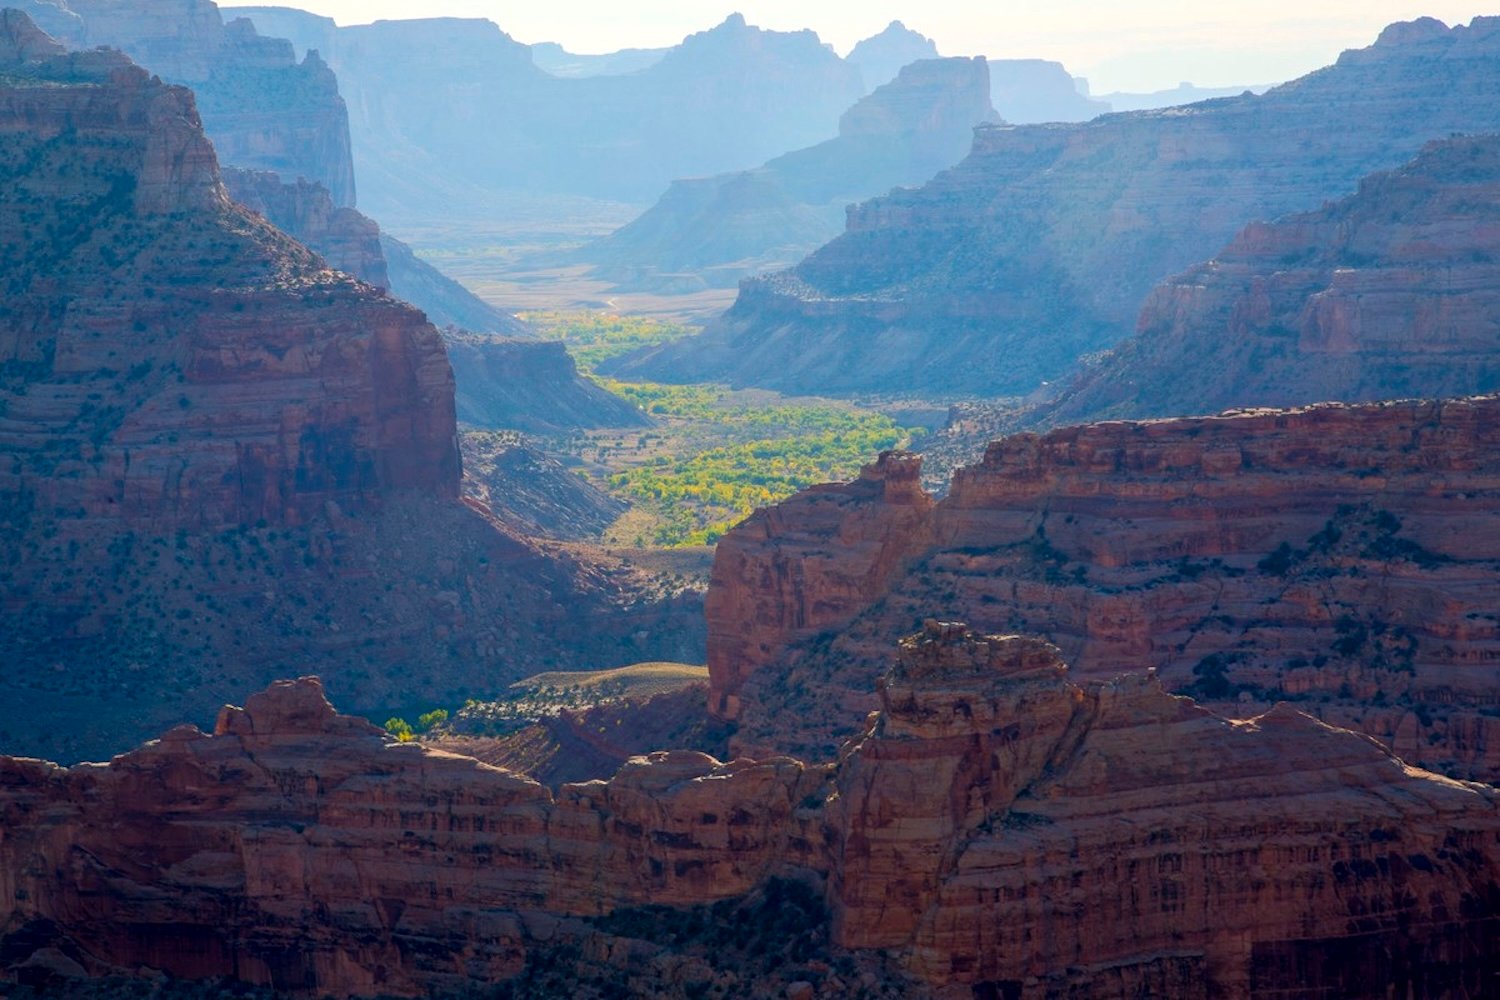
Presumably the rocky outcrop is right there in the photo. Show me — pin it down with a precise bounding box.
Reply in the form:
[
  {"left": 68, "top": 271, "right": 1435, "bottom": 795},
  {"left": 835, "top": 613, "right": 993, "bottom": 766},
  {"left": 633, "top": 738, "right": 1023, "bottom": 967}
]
[
  {"left": 2, "top": 646, "right": 1496, "bottom": 997},
  {"left": 222, "top": 166, "right": 388, "bottom": 288},
  {"left": 460, "top": 431, "right": 626, "bottom": 541},
  {"left": 828, "top": 623, "right": 1500, "bottom": 995},
  {"left": 445, "top": 335, "right": 649, "bottom": 433},
  {"left": 0, "top": 19, "right": 703, "bottom": 763},
  {"left": 581, "top": 57, "right": 997, "bottom": 292},
  {"left": 221, "top": 166, "right": 527, "bottom": 334},
  {"left": 845, "top": 20, "right": 938, "bottom": 90},
  {"left": 19, "top": 0, "right": 357, "bottom": 205},
  {"left": 626, "top": 16, "right": 1500, "bottom": 396},
  {"left": 706, "top": 451, "right": 934, "bottom": 722},
  {"left": 0, "top": 677, "right": 824, "bottom": 997},
  {"left": 711, "top": 398, "right": 1500, "bottom": 781},
  {"left": 1046, "top": 135, "right": 1500, "bottom": 424}
]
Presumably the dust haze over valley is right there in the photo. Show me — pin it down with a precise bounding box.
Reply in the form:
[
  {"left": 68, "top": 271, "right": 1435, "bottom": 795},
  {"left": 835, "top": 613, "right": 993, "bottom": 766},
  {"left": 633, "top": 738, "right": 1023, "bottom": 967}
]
[{"left": 2, "top": 2, "right": 1500, "bottom": 997}]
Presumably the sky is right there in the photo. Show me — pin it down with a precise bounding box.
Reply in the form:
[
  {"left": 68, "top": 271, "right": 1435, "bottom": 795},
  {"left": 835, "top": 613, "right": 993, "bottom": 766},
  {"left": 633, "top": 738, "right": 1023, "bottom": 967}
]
[{"left": 235, "top": 2, "right": 1498, "bottom": 93}]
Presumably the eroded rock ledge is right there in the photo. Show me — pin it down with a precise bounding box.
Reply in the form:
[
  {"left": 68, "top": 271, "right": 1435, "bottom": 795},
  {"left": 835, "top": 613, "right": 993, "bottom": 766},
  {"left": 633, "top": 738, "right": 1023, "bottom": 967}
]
[
  {"left": 711, "top": 396, "right": 1500, "bottom": 778},
  {"left": 2, "top": 628, "right": 1496, "bottom": 998}
]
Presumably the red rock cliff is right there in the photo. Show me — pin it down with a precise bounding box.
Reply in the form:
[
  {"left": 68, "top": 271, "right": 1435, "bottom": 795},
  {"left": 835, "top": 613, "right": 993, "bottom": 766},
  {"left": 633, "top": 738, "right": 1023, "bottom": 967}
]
[
  {"left": 1049, "top": 133, "right": 1500, "bottom": 424},
  {"left": 0, "top": 16, "right": 703, "bottom": 765},
  {"left": 712, "top": 397, "right": 1500, "bottom": 780},
  {"left": 2, "top": 647, "right": 1495, "bottom": 997}
]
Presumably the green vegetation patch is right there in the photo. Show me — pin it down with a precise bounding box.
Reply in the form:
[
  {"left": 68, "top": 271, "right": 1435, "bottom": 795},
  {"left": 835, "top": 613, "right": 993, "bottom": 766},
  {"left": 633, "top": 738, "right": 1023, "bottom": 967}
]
[
  {"left": 524, "top": 310, "right": 692, "bottom": 372},
  {"left": 593, "top": 379, "right": 915, "bottom": 546},
  {"left": 523, "top": 310, "right": 922, "bottom": 548}
]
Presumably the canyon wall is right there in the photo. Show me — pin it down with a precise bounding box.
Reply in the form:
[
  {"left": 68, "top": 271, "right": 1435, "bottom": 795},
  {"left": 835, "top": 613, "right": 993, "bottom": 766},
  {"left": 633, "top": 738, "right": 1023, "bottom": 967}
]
[
  {"left": 622, "top": 16, "right": 1500, "bottom": 396},
  {"left": 582, "top": 57, "right": 997, "bottom": 293},
  {"left": 0, "top": 13, "right": 702, "bottom": 763},
  {"left": 1, "top": 640, "right": 1495, "bottom": 997},
  {"left": 1046, "top": 134, "right": 1500, "bottom": 424},
  {"left": 710, "top": 398, "right": 1500, "bottom": 781},
  {"left": 17, "top": 0, "right": 357, "bottom": 206},
  {"left": 221, "top": 166, "right": 527, "bottom": 334}
]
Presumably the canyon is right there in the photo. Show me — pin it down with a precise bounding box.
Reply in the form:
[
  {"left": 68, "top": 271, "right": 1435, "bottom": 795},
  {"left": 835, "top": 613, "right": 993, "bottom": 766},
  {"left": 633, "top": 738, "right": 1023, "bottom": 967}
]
[
  {"left": 615, "top": 16, "right": 1500, "bottom": 395},
  {"left": 0, "top": 12, "right": 699, "bottom": 762},
  {"left": 17, "top": 0, "right": 356, "bottom": 207},
  {"left": 0, "top": 633, "right": 1494, "bottom": 997},
  {"left": 577, "top": 56, "right": 998, "bottom": 292},
  {"left": 1044, "top": 134, "right": 1500, "bottom": 424},
  {"left": 233, "top": 9, "right": 866, "bottom": 219},
  {"left": 708, "top": 397, "right": 1500, "bottom": 783}
]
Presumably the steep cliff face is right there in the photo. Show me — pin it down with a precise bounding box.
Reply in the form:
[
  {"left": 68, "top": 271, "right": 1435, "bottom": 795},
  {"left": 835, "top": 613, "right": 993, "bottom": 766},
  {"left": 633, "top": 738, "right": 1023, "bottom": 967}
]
[
  {"left": 711, "top": 398, "right": 1500, "bottom": 781},
  {"left": 19, "top": 0, "right": 357, "bottom": 205},
  {"left": 221, "top": 166, "right": 527, "bottom": 334},
  {"left": 582, "top": 57, "right": 997, "bottom": 293},
  {"left": 222, "top": 165, "right": 388, "bottom": 288},
  {"left": 0, "top": 18, "right": 703, "bottom": 763},
  {"left": 2, "top": 648, "right": 1495, "bottom": 997},
  {"left": 828, "top": 623, "right": 1500, "bottom": 996},
  {"left": 627, "top": 16, "right": 1500, "bottom": 396},
  {"left": 0, "top": 677, "right": 824, "bottom": 997},
  {"left": 1047, "top": 135, "right": 1500, "bottom": 424}
]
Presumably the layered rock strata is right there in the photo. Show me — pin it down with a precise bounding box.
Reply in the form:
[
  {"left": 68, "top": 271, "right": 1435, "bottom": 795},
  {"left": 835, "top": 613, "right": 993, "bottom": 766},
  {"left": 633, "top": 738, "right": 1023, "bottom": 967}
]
[
  {"left": 1047, "top": 134, "right": 1500, "bottom": 424},
  {"left": 581, "top": 57, "right": 997, "bottom": 292},
  {"left": 710, "top": 398, "right": 1500, "bottom": 780},
  {"left": 17, "top": 0, "right": 356, "bottom": 205},
  {"left": 622, "top": 16, "right": 1500, "bottom": 395},
  {"left": 2, "top": 642, "right": 1496, "bottom": 997},
  {"left": 221, "top": 166, "right": 527, "bottom": 334},
  {"left": 0, "top": 16, "right": 701, "bottom": 762},
  {"left": 234, "top": 10, "right": 865, "bottom": 219}
]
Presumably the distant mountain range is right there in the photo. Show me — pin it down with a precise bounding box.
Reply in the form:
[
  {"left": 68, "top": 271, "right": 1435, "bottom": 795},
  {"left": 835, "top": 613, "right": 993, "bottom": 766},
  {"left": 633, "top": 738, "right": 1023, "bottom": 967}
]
[
  {"left": 608, "top": 17, "right": 1500, "bottom": 397},
  {"left": 573, "top": 57, "right": 998, "bottom": 293}
]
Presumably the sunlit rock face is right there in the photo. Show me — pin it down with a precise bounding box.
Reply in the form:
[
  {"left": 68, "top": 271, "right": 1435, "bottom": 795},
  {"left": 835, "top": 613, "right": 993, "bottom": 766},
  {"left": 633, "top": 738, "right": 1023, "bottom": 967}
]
[
  {"left": 709, "top": 397, "right": 1500, "bottom": 782},
  {"left": 1, "top": 650, "right": 1495, "bottom": 997}
]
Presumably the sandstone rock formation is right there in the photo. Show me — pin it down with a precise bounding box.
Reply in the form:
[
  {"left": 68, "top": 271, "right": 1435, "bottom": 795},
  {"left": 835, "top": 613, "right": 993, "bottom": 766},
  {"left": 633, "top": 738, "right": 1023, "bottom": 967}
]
[
  {"left": 0, "top": 676, "right": 825, "bottom": 997},
  {"left": 234, "top": 9, "right": 865, "bottom": 221},
  {"left": 828, "top": 623, "right": 1500, "bottom": 996},
  {"left": 0, "top": 16, "right": 702, "bottom": 763},
  {"left": 17, "top": 0, "right": 356, "bottom": 206},
  {"left": 221, "top": 166, "right": 528, "bottom": 334},
  {"left": 844, "top": 20, "right": 938, "bottom": 90},
  {"left": 444, "top": 335, "right": 649, "bottom": 434},
  {"left": 580, "top": 57, "right": 998, "bottom": 292},
  {"left": 622, "top": 16, "right": 1500, "bottom": 396},
  {"left": 222, "top": 166, "right": 389, "bottom": 288},
  {"left": 1046, "top": 134, "right": 1500, "bottom": 424},
  {"left": 710, "top": 398, "right": 1500, "bottom": 782},
  {"left": 2, "top": 644, "right": 1495, "bottom": 997}
]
